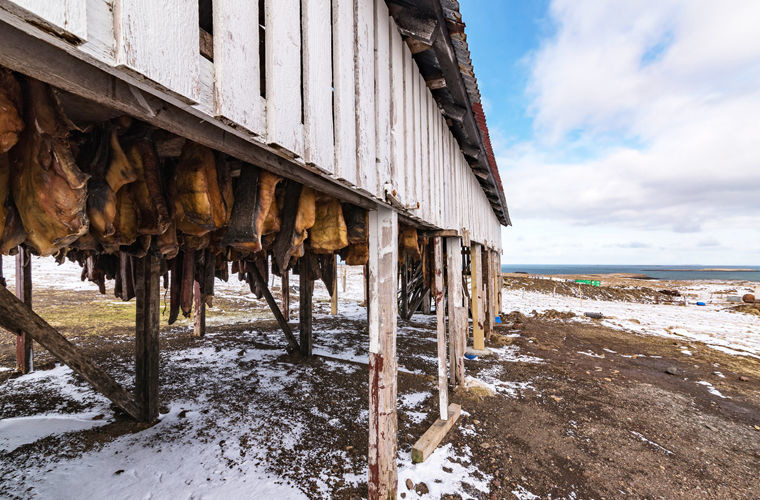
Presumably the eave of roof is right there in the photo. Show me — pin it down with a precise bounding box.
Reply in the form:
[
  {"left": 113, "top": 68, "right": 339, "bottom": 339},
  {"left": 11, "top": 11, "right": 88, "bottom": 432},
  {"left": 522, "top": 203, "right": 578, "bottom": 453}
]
[{"left": 387, "top": 0, "right": 511, "bottom": 227}]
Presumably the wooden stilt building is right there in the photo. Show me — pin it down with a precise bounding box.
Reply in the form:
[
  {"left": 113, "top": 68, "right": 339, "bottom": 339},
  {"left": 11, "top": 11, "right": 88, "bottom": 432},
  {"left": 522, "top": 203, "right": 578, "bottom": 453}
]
[{"left": 0, "top": 0, "right": 510, "bottom": 496}]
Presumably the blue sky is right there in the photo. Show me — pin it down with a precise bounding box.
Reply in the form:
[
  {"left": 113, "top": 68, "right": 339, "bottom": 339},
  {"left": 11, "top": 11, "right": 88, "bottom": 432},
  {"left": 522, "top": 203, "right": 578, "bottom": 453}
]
[{"left": 459, "top": 1, "right": 760, "bottom": 265}]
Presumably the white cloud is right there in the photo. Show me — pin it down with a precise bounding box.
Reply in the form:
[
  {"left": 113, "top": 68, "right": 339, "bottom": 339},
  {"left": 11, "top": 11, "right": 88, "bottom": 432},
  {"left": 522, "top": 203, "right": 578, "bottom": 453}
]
[{"left": 499, "top": 0, "right": 760, "bottom": 263}]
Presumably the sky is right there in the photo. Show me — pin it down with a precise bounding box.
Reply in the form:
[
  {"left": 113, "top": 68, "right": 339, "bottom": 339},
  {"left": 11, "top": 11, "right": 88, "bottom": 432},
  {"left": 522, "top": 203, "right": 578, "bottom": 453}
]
[{"left": 459, "top": 0, "right": 760, "bottom": 265}]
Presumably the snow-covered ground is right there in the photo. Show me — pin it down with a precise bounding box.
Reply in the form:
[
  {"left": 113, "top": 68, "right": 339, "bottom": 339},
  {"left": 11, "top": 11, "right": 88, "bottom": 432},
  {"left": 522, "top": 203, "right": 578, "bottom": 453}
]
[
  {"left": 502, "top": 283, "right": 759, "bottom": 358},
  {"left": 1, "top": 257, "right": 529, "bottom": 499}
]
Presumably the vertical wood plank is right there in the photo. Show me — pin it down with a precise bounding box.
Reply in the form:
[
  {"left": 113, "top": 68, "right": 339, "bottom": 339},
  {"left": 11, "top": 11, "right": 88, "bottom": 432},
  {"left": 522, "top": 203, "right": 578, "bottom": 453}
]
[
  {"left": 368, "top": 205, "right": 398, "bottom": 499},
  {"left": 213, "top": 0, "right": 266, "bottom": 135},
  {"left": 266, "top": 0, "right": 304, "bottom": 156},
  {"left": 433, "top": 236, "right": 448, "bottom": 420},
  {"left": 355, "top": 0, "right": 376, "bottom": 193},
  {"left": 374, "top": 0, "right": 391, "bottom": 193},
  {"left": 332, "top": 0, "right": 357, "bottom": 184},
  {"left": 471, "top": 242, "right": 484, "bottom": 351},
  {"left": 389, "top": 17, "right": 405, "bottom": 202},
  {"left": 412, "top": 61, "right": 421, "bottom": 211},
  {"left": 446, "top": 237, "right": 464, "bottom": 387},
  {"left": 15, "top": 246, "right": 32, "bottom": 373},
  {"left": 419, "top": 78, "right": 429, "bottom": 221},
  {"left": 135, "top": 250, "right": 160, "bottom": 422},
  {"left": 299, "top": 256, "right": 313, "bottom": 356},
  {"left": 403, "top": 48, "right": 415, "bottom": 208},
  {"left": 115, "top": 0, "right": 200, "bottom": 102},
  {"left": 302, "top": 0, "right": 335, "bottom": 172}
]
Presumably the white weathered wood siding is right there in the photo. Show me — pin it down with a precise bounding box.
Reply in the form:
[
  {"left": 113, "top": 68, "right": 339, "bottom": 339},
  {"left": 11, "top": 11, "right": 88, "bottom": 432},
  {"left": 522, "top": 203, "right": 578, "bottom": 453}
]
[{"left": 0, "top": 0, "right": 502, "bottom": 248}]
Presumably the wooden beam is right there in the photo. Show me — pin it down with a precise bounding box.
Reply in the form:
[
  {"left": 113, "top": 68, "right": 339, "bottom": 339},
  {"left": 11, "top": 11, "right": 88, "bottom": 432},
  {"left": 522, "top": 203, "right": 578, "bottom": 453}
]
[
  {"left": 405, "top": 37, "right": 431, "bottom": 54},
  {"left": 135, "top": 251, "right": 160, "bottom": 422},
  {"left": 199, "top": 28, "right": 213, "bottom": 61},
  {"left": 440, "top": 101, "right": 466, "bottom": 123},
  {"left": 433, "top": 237, "right": 448, "bottom": 420},
  {"left": 15, "top": 246, "right": 32, "bottom": 373},
  {"left": 425, "top": 76, "right": 446, "bottom": 90},
  {"left": 446, "top": 237, "right": 465, "bottom": 387},
  {"left": 471, "top": 242, "right": 484, "bottom": 351},
  {"left": 422, "top": 229, "right": 458, "bottom": 238},
  {"left": 368, "top": 206, "right": 399, "bottom": 500},
  {"left": 249, "top": 263, "right": 300, "bottom": 353},
  {"left": 389, "top": 5, "right": 438, "bottom": 45},
  {"left": 299, "top": 255, "right": 313, "bottom": 357},
  {"left": 411, "top": 403, "right": 461, "bottom": 463},
  {"left": 0, "top": 285, "right": 141, "bottom": 420}
]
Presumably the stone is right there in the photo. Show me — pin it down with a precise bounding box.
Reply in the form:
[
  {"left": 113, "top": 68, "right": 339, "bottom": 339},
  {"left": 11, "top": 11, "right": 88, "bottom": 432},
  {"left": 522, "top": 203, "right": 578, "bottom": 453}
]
[
  {"left": 415, "top": 482, "right": 430, "bottom": 495},
  {"left": 405, "top": 478, "right": 413, "bottom": 490},
  {"left": 665, "top": 366, "right": 679, "bottom": 376}
]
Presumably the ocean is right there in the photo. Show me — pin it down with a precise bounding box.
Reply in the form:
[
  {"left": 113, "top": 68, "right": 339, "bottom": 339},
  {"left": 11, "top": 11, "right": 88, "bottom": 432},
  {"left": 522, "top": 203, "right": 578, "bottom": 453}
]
[{"left": 500, "top": 264, "right": 760, "bottom": 282}]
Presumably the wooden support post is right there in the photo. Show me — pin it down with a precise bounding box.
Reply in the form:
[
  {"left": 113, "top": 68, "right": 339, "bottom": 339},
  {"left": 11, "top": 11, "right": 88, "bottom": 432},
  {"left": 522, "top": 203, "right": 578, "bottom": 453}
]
[
  {"left": 249, "top": 264, "right": 300, "bottom": 353},
  {"left": 433, "top": 237, "right": 448, "bottom": 420},
  {"left": 193, "top": 280, "right": 205, "bottom": 338},
  {"left": 497, "top": 252, "right": 503, "bottom": 315},
  {"left": 15, "top": 246, "right": 32, "bottom": 373},
  {"left": 421, "top": 288, "right": 432, "bottom": 314},
  {"left": 342, "top": 264, "right": 347, "bottom": 292},
  {"left": 330, "top": 254, "right": 338, "bottom": 315},
  {"left": 484, "top": 247, "right": 494, "bottom": 342},
  {"left": 281, "top": 271, "right": 290, "bottom": 321},
  {"left": 446, "top": 237, "right": 465, "bottom": 387},
  {"left": 135, "top": 251, "right": 160, "bottom": 422},
  {"left": 400, "top": 255, "right": 408, "bottom": 319},
  {"left": 299, "top": 255, "right": 313, "bottom": 357},
  {"left": 368, "top": 206, "right": 399, "bottom": 500},
  {"left": 470, "top": 242, "right": 484, "bottom": 350},
  {"left": 0, "top": 285, "right": 141, "bottom": 419}
]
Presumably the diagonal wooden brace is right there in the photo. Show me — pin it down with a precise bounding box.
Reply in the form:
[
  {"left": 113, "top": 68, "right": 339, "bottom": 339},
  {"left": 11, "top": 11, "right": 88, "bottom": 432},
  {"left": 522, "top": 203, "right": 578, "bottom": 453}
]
[
  {"left": 248, "top": 263, "right": 300, "bottom": 354},
  {"left": 0, "top": 285, "right": 141, "bottom": 420}
]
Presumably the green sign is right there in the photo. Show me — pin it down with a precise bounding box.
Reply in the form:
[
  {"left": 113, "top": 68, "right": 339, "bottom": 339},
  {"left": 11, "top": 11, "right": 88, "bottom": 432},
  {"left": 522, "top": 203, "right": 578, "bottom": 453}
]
[{"left": 575, "top": 279, "right": 601, "bottom": 287}]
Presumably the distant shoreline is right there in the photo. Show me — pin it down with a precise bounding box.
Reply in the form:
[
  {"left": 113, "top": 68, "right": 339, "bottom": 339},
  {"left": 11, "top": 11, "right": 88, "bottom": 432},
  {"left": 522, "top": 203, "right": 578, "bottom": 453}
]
[{"left": 642, "top": 268, "right": 756, "bottom": 272}]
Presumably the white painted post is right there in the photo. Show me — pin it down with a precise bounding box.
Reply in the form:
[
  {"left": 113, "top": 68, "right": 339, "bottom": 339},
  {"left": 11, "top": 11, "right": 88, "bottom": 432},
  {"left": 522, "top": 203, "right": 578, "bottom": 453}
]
[
  {"left": 368, "top": 205, "right": 398, "bottom": 500},
  {"left": 446, "top": 237, "right": 465, "bottom": 387},
  {"left": 433, "top": 236, "right": 448, "bottom": 420}
]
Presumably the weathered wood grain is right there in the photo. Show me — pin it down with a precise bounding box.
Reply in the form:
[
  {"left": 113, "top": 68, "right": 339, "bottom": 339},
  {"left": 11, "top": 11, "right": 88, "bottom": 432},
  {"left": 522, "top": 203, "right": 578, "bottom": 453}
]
[
  {"left": 302, "top": 0, "right": 334, "bottom": 173},
  {"left": 0, "top": 285, "right": 141, "bottom": 420},
  {"left": 299, "top": 254, "right": 313, "bottom": 357},
  {"left": 15, "top": 246, "right": 32, "bottom": 373},
  {"left": 433, "top": 236, "right": 448, "bottom": 420},
  {"left": 115, "top": 0, "right": 200, "bottom": 103},
  {"left": 135, "top": 251, "right": 160, "bottom": 422},
  {"left": 368, "top": 206, "right": 398, "bottom": 499},
  {"left": 332, "top": 0, "right": 357, "bottom": 185},
  {"left": 212, "top": 0, "right": 265, "bottom": 135},
  {"left": 446, "top": 236, "right": 464, "bottom": 386},
  {"left": 411, "top": 403, "right": 460, "bottom": 463}
]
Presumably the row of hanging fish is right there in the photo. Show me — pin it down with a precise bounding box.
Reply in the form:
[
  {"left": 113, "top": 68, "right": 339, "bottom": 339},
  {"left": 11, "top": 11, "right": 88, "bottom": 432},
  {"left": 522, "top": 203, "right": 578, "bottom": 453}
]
[{"left": 0, "top": 69, "right": 370, "bottom": 313}]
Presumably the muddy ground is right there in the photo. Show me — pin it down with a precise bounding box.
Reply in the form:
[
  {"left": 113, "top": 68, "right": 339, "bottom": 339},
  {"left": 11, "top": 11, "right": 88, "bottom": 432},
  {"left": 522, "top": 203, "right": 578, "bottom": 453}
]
[{"left": 1, "top": 284, "right": 759, "bottom": 499}]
